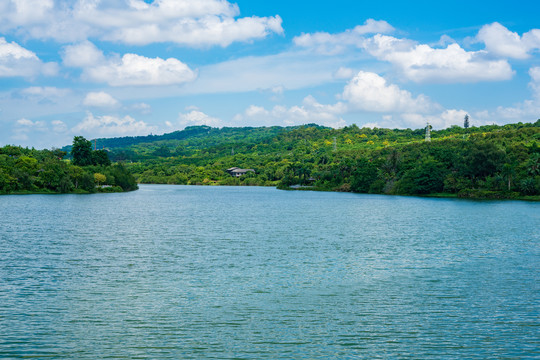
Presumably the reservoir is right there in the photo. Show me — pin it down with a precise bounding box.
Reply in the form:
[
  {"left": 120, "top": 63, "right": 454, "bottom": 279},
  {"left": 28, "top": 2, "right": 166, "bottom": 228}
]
[{"left": 1, "top": 185, "right": 539, "bottom": 358}]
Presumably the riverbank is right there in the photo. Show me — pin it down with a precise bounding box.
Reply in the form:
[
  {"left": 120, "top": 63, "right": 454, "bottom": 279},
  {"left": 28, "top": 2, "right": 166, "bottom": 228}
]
[{"left": 133, "top": 182, "right": 540, "bottom": 201}]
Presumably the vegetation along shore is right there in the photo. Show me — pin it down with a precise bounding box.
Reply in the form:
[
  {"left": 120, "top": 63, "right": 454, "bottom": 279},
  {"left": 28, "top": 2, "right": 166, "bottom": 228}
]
[
  {"left": 2, "top": 120, "right": 539, "bottom": 200},
  {"left": 0, "top": 136, "right": 137, "bottom": 194}
]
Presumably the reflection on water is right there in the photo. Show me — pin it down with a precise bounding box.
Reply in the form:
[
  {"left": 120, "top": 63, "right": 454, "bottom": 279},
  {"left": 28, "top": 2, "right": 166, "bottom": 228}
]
[{"left": 1, "top": 185, "right": 539, "bottom": 358}]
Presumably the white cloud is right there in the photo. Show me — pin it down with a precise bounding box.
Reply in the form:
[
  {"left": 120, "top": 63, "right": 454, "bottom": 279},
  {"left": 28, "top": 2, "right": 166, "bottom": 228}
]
[
  {"left": 294, "top": 19, "right": 394, "bottom": 54},
  {"left": 0, "top": 0, "right": 283, "bottom": 47},
  {"left": 363, "top": 34, "right": 514, "bottom": 83},
  {"left": 19, "top": 86, "right": 71, "bottom": 99},
  {"left": 185, "top": 105, "right": 200, "bottom": 111},
  {"left": 131, "top": 102, "right": 152, "bottom": 114},
  {"left": 62, "top": 42, "right": 197, "bottom": 86},
  {"left": 358, "top": 109, "right": 475, "bottom": 131},
  {"left": 438, "top": 67, "right": 539, "bottom": 124},
  {"left": 16, "top": 118, "right": 41, "bottom": 127},
  {"left": 72, "top": 112, "right": 157, "bottom": 137},
  {"left": 178, "top": 110, "right": 223, "bottom": 128},
  {"left": 82, "top": 91, "right": 120, "bottom": 108},
  {"left": 7, "top": 116, "right": 72, "bottom": 148},
  {"left": 0, "top": 37, "right": 58, "bottom": 77},
  {"left": 342, "top": 71, "right": 435, "bottom": 113},
  {"left": 333, "top": 67, "right": 355, "bottom": 79},
  {"left": 85, "top": 53, "right": 196, "bottom": 86},
  {"left": 489, "top": 67, "right": 540, "bottom": 121},
  {"left": 13, "top": 86, "right": 71, "bottom": 106},
  {"left": 106, "top": 14, "right": 283, "bottom": 47},
  {"left": 234, "top": 96, "right": 347, "bottom": 128},
  {"left": 0, "top": 0, "right": 54, "bottom": 28},
  {"left": 529, "top": 67, "right": 540, "bottom": 100},
  {"left": 12, "top": 118, "right": 48, "bottom": 142},
  {"left": 476, "top": 22, "right": 540, "bottom": 59},
  {"left": 51, "top": 120, "right": 68, "bottom": 133},
  {"left": 400, "top": 109, "right": 469, "bottom": 129},
  {"left": 62, "top": 41, "right": 106, "bottom": 67}
]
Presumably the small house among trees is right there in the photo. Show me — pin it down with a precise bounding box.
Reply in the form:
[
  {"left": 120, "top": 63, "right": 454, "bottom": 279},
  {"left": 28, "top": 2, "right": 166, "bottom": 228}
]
[{"left": 226, "top": 167, "right": 255, "bottom": 177}]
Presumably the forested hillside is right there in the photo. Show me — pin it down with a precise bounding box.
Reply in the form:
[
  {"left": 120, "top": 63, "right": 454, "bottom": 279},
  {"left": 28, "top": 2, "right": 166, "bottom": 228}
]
[
  {"left": 4, "top": 121, "right": 540, "bottom": 199},
  {"left": 108, "top": 121, "right": 540, "bottom": 199}
]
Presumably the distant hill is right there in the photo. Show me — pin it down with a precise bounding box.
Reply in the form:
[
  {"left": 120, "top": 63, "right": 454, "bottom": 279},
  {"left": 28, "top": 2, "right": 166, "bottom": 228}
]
[
  {"left": 57, "top": 120, "right": 540, "bottom": 200},
  {"left": 62, "top": 124, "right": 329, "bottom": 153}
]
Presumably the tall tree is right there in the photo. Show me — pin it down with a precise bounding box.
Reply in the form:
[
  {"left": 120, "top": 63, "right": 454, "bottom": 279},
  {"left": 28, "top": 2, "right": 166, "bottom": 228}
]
[
  {"left": 464, "top": 114, "right": 470, "bottom": 129},
  {"left": 92, "top": 149, "right": 111, "bottom": 166},
  {"left": 71, "top": 136, "right": 93, "bottom": 166}
]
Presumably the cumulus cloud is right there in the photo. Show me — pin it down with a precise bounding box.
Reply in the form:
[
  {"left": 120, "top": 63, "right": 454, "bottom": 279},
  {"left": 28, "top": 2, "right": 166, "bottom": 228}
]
[
  {"left": 62, "top": 41, "right": 106, "bottom": 67},
  {"left": 389, "top": 67, "right": 540, "bottom": 128},
  {"left": 63, "top": 42, "right": 197, "bottom": 86},
  {"left": 342, "top": 71, "right": 435, "bottom": 113},
  {"left": 0, "top": 0, "right": 283, "bottom": 47},
  {"left": 72, "top": 112, "right": 157, "bottom": 137},
  {"left": 400, "top": 109, "right": 470, "bottom": 129},
  {"left": 86, "top": 53, "right": 197, "bottom": 86},
  {"left": 16, "top": 118, "right": 45, "bottom": 128},
  {"left": 363, "top": 34, "right": 514, "bottom": 83},
  {"left": 358, "top": 109, "right": 476, "bottom": 131},
  {"left": 234, "top": 96, "right": 347, "bottom": 128},
  {"left": 82, "top": 91, "right": 120, "bottom": 108},
  {"left": 294, "top": 19, "right": 394, "bottom": 54},
  {"left": 476, "top": 22, "right": 540, "bottom": 59},
  {"left": 489, "top": 67, "right": 540, "bottom": 121},
  {"left": 178, "top": 110, "right": 223, "bottom": 128},
  {"left": 0, "top": 0, "right": 54, "bottom": 29},
  {"left": 232, "top": 70, "right": 482, "bottom": 131},
  {"left": 0, "top": 37, "right": 58, "bottom": 77}
]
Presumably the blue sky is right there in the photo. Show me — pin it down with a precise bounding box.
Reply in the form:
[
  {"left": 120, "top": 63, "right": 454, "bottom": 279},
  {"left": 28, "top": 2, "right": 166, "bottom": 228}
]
[{"left": 1, "top": 0, "right": 539, "bottom": 149}]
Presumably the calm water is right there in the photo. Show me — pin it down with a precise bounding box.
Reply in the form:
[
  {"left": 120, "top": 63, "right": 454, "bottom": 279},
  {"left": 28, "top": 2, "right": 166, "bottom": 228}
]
[{"left": 1, "top": 185, "right": 539, "bottom": 359}]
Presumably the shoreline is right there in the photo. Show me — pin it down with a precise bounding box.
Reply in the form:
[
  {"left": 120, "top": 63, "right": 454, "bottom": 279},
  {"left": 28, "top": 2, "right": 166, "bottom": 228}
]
[
  {"left": 4, "top": 183, "right": 539, "bottom": 201},
  {"left": 140, "top": 183, "right": 540, "bottom": 202}
]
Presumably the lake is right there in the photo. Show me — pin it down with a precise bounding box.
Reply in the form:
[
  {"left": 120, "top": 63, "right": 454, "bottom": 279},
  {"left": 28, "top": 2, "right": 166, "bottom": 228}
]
[{"left": 1, "top": 185, "right": 539, "bottom": 359}]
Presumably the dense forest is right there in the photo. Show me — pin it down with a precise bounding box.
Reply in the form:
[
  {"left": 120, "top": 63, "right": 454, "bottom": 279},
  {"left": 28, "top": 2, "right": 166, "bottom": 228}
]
[
  {"left": 0, "top": 136, "right": 138, "bottom": 195},
  {"left": 4, "top": 121, "right": 540, "bottom": 199},
  {"left": 93, "top": 120, "right": 539, "bottom": 200}
]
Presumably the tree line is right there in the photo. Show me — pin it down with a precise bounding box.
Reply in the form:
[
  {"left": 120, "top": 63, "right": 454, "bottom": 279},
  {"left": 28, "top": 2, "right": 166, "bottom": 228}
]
[
  {"left": 117, "top": 120, "right": 539, "bottom": 199},
  {"left": 0, "top": 136, "right": 137, "bottom": 194}
]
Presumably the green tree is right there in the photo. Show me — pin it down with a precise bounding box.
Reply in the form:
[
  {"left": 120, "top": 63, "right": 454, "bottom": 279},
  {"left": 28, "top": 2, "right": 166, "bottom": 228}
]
[
  {"left": 72, "top": 136, "right": 93, "bottom": 166},
  {"left": 94, "top": 173, "right": 106, "bottom": 186},
  {"left": 350, "top": 158, "right": 378, "bottom": 193},
  {"left": 526, "top": 153, "right": 540, "bottom": 176},
  {"left": 92, "top": 150, "right": 111, "bottom": 166},
  {"left": 110, "top": 163, "right": 138, "bottom": 191},
  {"left": 501, "top": 163, "right": 516, "bottom": 191},
  {"left": 462, "top": 141, "right": 506, "bottom": 181},
  {"left": 38, "top": 160, "right": 73, "bottom": 193},
  {"left": 464, "top": 114, "right": 470, "bottom": 129},
  {"left": 398, "top": 157, "right": 447, "bottom": 194}
]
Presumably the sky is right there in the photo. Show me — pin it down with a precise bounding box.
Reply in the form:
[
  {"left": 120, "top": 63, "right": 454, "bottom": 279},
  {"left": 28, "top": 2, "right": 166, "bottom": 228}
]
[{"left": 1, "top": 0, "right": 539, "bottom": 149}]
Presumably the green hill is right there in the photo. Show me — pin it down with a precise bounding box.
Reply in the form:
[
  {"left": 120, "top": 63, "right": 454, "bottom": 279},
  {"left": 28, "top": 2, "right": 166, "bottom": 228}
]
[
  {"left": 102, "top": 120, "right": 539, "bottom": 199},
  {"left": 7, "top": 120, "right": 540, "bottom": 199}
]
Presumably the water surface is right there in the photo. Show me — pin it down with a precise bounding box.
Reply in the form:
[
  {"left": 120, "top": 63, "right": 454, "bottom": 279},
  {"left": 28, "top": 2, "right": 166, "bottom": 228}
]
[{"left": 1, "top": 185, "right": 539, "bottom": 358}]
